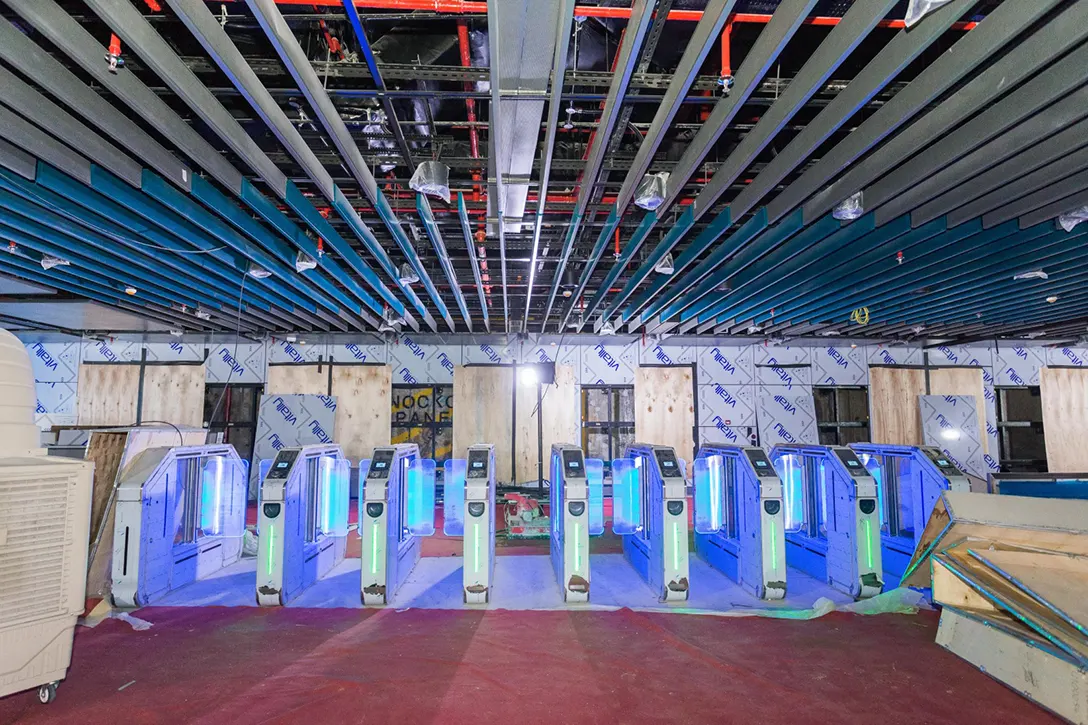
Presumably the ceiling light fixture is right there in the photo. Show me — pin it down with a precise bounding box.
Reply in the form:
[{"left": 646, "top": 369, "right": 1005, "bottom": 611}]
[
  {"left": 124, "top": 285, "right": 137, "bottom": 296},
  {"left": 1046, "top": 295, "right": 1059, "bottom": 303}
]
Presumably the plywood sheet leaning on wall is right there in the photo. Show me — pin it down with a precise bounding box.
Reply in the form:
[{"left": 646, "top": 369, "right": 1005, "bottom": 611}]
[
  {"left": 514, "top": 365, "right": 579, "bottom": 485},
  {"left": 84, "top": 426, "right": 207, "bottom": 599},
  {"left": 77, "top": 364, "right": 141, "bottom": 426},
  {"left": 929, "top": 367, "right": 987, "bottom": 455},
  {"left": 868, "top": 366, "right": 925, "bottom": 445},
  {"left": 265, "top": 364, "right": 328, "bottom": 396},
  {"left": 634, "top": 366, "right": 695, "bottom": 468},
  {"left": 331, "top": 365, "right": 391, "bottom": 462},
  {"left": 141, "top": 364, "right": 206, "bottom": 428},
  {"left": 1040, "top": 366, "right": 1088, "bottom": 472},
  {"left": 453, "top": 366, "right": 513, "bottom": 484}
]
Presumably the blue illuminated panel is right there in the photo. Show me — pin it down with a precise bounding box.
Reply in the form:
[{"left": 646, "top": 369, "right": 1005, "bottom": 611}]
[
  {"left": 319, "top": 456, "right": 350, "bottom": 537},
  {"left": 443, "top": 458, "right": 466, "bottom": 536},
  {"left": 406, "top": 459, "right": 436, "bottom": 536},
  {"left": 586, "top": 458, "right": 604, "bottom": 536},
  {"left": 694, "top": 455, "right": 724, "bottom": 534},
  {"left": 199, "top": 455, "right": 246, "bottom": 537},
  {"left": 776, "top": 454, "right": 805, "bottom": 532},
  {"left": 611, "top": 458, "right": 641, "bottom": 535}
]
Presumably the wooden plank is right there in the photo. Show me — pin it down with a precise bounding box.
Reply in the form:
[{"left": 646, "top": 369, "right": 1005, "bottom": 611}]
[
  {"left": 971, "top": 548, "right": 1088, "bottom": 633},
  {"left": 265, "top": 364, "right": 328, "bottom": 395},
  {"left": 453, "top": 366, "right": 513, "bottom": 484},
  {"left": 141, "top": 364, "right": 206, "bottom": 427},
  {"left": 936, "top": 607, "right": 1088, "bottom": 725},
  {"left": 330, "top": 365, "right": 391, "bottom": 462},
  {"left": 1040, "top": 367, "right": 1088, "bottom": 472},
  {"left": 929, "top": 367, "right": 987, "bottom": 455},
  {"left": 932, "top": 555, "right": 999, "bottom": 613},
  {"left": 868, "top": 367, "right": 926, "bottom": 445},
  {"left": 77, "top": 364, "right": 140, "bottom": 426},
  {"left": 514, "top": 365, "right": 580, "bottom": 485},
  {"left": 634, "top": 366, "right": 695, "bottom": 467}
]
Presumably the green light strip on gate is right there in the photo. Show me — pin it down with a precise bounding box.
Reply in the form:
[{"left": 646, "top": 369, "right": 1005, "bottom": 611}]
[
  {"left": 266, "top": 525, "right": 275, "bottom": 576},
  {"left": 673, "top": 521, "right": 681, "bottom": 571},
  {"left": 864, "top": 518, "right": 874, "bottom": 569},
  {"left": 371, "top": 523, "right": 380, "bottom": 575},
  {"left": 574, "top": 522, "right": 582, "bottom": 572},
  {"left": 474, "top": 521, "right": 480, "bottom": 573},
  {"left": 769, "top": 518, "right": 778, "bottom": 572}
]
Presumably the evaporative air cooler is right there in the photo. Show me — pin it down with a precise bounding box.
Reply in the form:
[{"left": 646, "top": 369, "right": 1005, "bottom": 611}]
[{"left": 0, "top": 329, "right": 94, "bottom": 704}]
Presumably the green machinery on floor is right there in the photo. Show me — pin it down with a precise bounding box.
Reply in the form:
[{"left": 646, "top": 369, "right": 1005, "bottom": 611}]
[
  {"left": 256, "top": 445, "right": 350, "bottom": 606},
  {"left": 614, "top": 443, "right": 690, "bottom": 602},
  {"left": 111, "top": 445, "right": 248, "bottom": 607},
  {"left": 360, "top": 443, "right": 497, "bottom": 606},
  {"left": 769, "top": 445, "right": 883, "bottom": 599},
  {"left": 691, "top": 445, "right": 787, "bottom": 600},
  {"left": 548, "top": 444, "right": 605, "bottom": 602}
]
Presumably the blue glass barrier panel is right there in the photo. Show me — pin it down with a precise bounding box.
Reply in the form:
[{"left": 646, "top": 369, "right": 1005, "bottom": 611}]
[
  {"left": 611, "top": 458, "right": 641, "bottom": 535},
  {"left": 407, "top": 458, "right": 437, "bottom": 536},
  {"left": 443, "top": 458, "right": 466, "bottom": 536},
  {"left": 586, "top": 458, "right": 605, "bottom": 536},
  {"left": 200, "top": 455, "right": 246, "bottom": 537},
  {"left": 319, "top": 456, "right": 351, "bottom": 537},
  {"left": 694, "top": 455, "right": 724, "bottom": 534}
]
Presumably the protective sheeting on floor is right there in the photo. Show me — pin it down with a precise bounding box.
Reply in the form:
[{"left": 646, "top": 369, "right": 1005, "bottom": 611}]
[{"left": 0, "top": 606, "right": 1059, "bottom": 725}]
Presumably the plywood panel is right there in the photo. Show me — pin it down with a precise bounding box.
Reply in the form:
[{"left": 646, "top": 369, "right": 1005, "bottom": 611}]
[
  {"left": 141, "top": 364, "right": 206, "bottom": 427},
  {"left": 331, "top": 365, "right": 391, "bottom": 462},
  {"left": 453, "top": 366, "right": 513, "bottom": 483},
  {"left": 929, "top": 367, "right": 987, "bottom": 455},
  {"left": 515, "top": 365, "right": 579, "bottom": 485},
  {"left": 869, "top": 367, "right": 926, "bottom": 445},
  {"left": 634, "top": 366, "right": 695, "bottom": 468},
  {"left": 1040, "top": 366, "right": 1088, "bottom": 472},
  {"left": 77, "top": 364, "right": 140, "bottom": 426},
  {"left": 265, "top": 364, "right": 328, "bottom": 395}
]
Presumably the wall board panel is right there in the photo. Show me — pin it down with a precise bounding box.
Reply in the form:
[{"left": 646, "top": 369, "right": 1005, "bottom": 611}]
[
  {"left": 264, "top": 364, "right": 328, "bottom": 395},
  {"left": 869, "top": 367, "right": 926, "bottom": 445},
  {"left": 634, "top": 366, "right": 695, "bottom": 468},
  {"left": 331, "top": 365, "right": 391, "bottom": 462},
  {"left": 1040, "top": 366, "right": 1088, "bottom": 472},
  {"left": 929, "top": 367, "right": 987, "bottom": 455},
  {"left": 141, "top": 364, "right": 206, "bottom": 427},
  {"left": 515, "top": 365, "right": 579, "bottom": 485},
  {"left": 453, "top": 366, "right": 514, "bottom": 483},
  {"left": 76, "top": 364, "right": 140, "bottom": 426}
]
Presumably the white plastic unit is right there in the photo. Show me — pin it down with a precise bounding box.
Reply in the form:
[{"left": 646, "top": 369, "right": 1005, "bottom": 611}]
[
  {"left": 461, "top": 444, "right": 496, "bottom": 604},
  {"left": 111, "top": 445, "right": 248, "bottom": 607},
  {"left": 0, "top": 328, "right": 94, "bottom": 704},
  {"left": 256, "top": 444, "right": 349, "bottom": 606}
]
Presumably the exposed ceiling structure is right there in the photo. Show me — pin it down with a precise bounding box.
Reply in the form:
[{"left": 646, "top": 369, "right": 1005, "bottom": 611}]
[{"left": 0, "top": 0, "right": 1087, "bottom": 344}]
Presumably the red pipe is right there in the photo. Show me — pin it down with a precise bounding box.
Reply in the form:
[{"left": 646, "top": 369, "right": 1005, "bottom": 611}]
[
  {"left": 457, "top": 21, "right": 483, "bottom": 202},
  {"left": 253, "top": 2, "right": 979, "bottom": 30},
  {"left": 721, "top": 20, "right": 732, "bottom": 79}
]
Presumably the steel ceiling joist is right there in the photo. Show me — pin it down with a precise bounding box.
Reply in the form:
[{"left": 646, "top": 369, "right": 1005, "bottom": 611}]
[
  {"left": 0, "top": 139, "right": 36, "bottom": 182},
  {"left": 984, "top": 169, "right": 1088, "bottom": 230},
  {"left": 869, "top": 46, "right": 1088, "bottom": 227},
  {"left": 458, "top": 193, "right": 489, "bottom": 332},
  {"left": 590, "top": 0, "right": 816, "bottom": 330},
  {"left": 418, "top": 196, "right": 472, "bottom": 331},
  {"left": 766, "top": 0, "right": 1071, "bottom": 226},
  {"left": 0, "top": 108, "right": 89, "bottom": 187},
  {"left": 523, "top": 0, "right": 576, "bottom": 330},
  {"left": 541, "top": 0, "right": 655, "bottom": 332}
]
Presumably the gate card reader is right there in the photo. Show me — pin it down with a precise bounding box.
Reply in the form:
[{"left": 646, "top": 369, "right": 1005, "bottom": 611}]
[
  {"left": 112, "top": 445, "right": 247, "bottom": 607},
  {"left": 770, "top": 444, "right": 883, "bottom": 600},
  {"left": 549, "top": 444, "right": 605, "bottom": 602},
  {"left": 850, "top": 443, "right": 969, "bottom": 588},
  {"left": 256, "top": 444, "right": 349, "bottom": 606},
  {"left": 361, "top": 444, "right": 435, "bottom": 606},
  {"left": 692, "top": 445, "right": 786, "bottom": 600},
  {"left": 614, "top": 443, "right": 690, "bottom": 602}
]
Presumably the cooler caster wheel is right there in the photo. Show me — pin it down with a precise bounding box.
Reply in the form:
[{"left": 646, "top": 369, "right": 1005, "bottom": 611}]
[{"left": 38, "top": 682, "right": 58, "bottom": 704}]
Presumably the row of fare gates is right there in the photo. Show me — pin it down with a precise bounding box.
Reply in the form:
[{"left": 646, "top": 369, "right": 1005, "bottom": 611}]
[{"left": 109, "top": 438, "right": 979, "bottom": 609}]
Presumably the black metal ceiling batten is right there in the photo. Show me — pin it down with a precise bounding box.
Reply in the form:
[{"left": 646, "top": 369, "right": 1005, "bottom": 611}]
[
  {"left": 522, "top": 0, "right": 576, "bottom": 331},
  {"left": 1011, "top": 182, "right": 1088, "bottom": 231},
  {"left": 540, "top": 0, "right": 655, "bottom": 333},
  {"left": 801, "top": 2, "right": 1088, "bottom": 225},
  {"left": 0, "top": 110, "right": 89, "bottom": 187},
  {"left": 594, "top": 0, "right": 817, "bottom": 330},
  {"left": 765, "top": 0, "right": 1071, "bottom": 227},
  {"left": 485, "top": 0, "right": 510, "bottom": 333},
  {"left": 0, "top": 139, "right": 36, "bottom": 181}
]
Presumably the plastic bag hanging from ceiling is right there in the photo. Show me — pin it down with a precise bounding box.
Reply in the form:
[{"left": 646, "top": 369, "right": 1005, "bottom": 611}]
[
  {"left": 40, "top": 255, "right": 70, "bottom": 270},
  {"left": 634, "top": 172, "right": 669, "bottom": 210},
  {"left": 905, "top": 0, "right": 954, "bottom": 27},
  {"left": 295, "top": 250, "right": 317, "bottom": 273},
  {"left": 410, "top": 160, "right": 451, "bottom": 204},
  {"left": 1058, "top": 206, "right": 1088, "bottom": 232}
]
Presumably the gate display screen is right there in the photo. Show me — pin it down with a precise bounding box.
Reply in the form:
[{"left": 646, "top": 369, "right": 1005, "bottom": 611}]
[
  {"left": 468, "top": 449, "right": 490, "bottom": 479},
  {"left": 368, "top": 450, "right": 394, "bottom": 479},
  {"left": 562, "top": 450, "right": 585, "bottom": 478},
  {"left": 834, "top": 449, "right": 870, "bottom": 478},
  {"left": 655, "top": 449, "right": 683, "bottom": 478},
  {"left": 744, "top": 449, "right": 777, "bottom": 477}
]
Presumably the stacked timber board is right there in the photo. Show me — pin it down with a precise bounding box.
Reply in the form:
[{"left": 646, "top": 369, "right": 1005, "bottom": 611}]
[{"left": 905, "top": 492, "right": 1088, "bottom": 723}]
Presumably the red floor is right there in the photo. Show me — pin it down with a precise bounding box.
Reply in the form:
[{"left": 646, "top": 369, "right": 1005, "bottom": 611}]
[{"left": 0, "top": 607, "right": 1058, "bottom": 725}]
